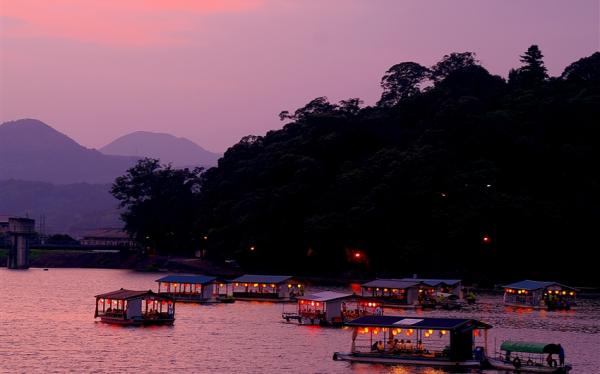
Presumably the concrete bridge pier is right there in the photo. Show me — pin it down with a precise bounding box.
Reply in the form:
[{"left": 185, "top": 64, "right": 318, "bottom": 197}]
[{"left": 7, "top": 217, "right": 35, "bottom": 269}]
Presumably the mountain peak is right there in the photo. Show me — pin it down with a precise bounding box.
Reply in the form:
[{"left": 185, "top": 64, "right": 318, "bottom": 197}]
[{"left": 100, "top": 131, "right": 220, "bottom": 167}]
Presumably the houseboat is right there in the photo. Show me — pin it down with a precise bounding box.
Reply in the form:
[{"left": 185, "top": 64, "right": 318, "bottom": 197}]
[
  {"left": 156, "top": 275, "right": 232, "bottom": 303},
  {"left": 282, "top": 291, "right": 383, "bottom": 326},
  {"left": 333, "top": 315, "right": 491, "bottom": 368},
  {"left": 487, "top": 341, "right": 572, "bottom": 373},
  {"left": 231, "top": 274, "right": 303, "bottom": 301},
  {"left": 503, "top": 280, "right": 577, "bottom": 310},
  {"left": 94, "top": 289, "right": 175, "bottom": 326},
  {"left": 361, "top": 278, "right": 462, "bottom": 308}
]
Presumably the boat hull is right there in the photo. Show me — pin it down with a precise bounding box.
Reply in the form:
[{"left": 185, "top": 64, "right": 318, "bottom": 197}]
[
  {"left": 333, "top": 352, "right": 482, "bottom": 368},
  {"left": 487, "top": 358, "right": 571, "bottom": 373},
  {"left": 99, "top": 316, "right": 174, "bottom": 326}
]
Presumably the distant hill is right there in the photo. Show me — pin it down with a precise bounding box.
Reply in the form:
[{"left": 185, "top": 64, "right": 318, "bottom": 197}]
[
  {"left": 100, "top": 131, "right": 220, "bottom": 167},
  {"left": 0, "top": 179, "right": 121, "bottom": 237},
  {"left": 0, "top": 119, "right": 138, "bottom": 184}
]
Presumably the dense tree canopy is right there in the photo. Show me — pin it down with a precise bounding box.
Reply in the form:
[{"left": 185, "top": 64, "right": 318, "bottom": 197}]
[
  {"left": 115, "top": 46, "right": 600, "bottom": 285},
  {"left": 111, "top": 159, "right": 203, "bottom": 255}
]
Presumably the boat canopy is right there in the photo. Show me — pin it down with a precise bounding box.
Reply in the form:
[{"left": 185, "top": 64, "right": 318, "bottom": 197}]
[
  {"left": 155, "top": 275, "right": 217, "bottom": 285},
  {"left": 404, "top": 278, "right": 461, "bottom": 287},
  {"left": 503, "top": 280, "right": 576, "bottom": 291},
  {"left": 95, "top": 289, "right": 172, "bottom": 301},
  {"left": 361, "top": 279, "right": 420, "bottom": 289},
  {"left": 232, "top": 274, "right": 294, "bottom": 284},
  {"left": 298, "top": 291, "right": 361, "bottom": 302},
  {"left": 345, "top": 316, "right": 492, "bottom": 331},
  {"left": 500, "top": 341, "right": 561, "bottom": 354}
]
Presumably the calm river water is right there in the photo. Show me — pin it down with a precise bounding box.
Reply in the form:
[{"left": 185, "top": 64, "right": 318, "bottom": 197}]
[{"left": 1, "top": 269, "right": 598, "bottom": 373}]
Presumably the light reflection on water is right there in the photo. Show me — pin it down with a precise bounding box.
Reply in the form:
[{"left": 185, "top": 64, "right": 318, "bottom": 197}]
[{"left": 0, "top": 269, "right": 598, "bottom": 373}]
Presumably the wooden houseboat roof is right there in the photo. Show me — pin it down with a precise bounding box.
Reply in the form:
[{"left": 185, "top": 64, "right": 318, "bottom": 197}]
[
  {"left": 345, "top": 316, "right": 492, "bottom": 331},
  {"left": 156, "top": 275, "right": 217, "bottom": 285},
  {"left": 232, "top": 274, "right": 294, "bottom": 284},
  {"left": 95, "top": 289, "right": 172, "bottom": 301},
  {"left": 361, "top": 279, "right": 420, "bottom": 289},
  {"left": 298, "top": 291, "right": 355, "bottom": 302},
  {"left": 503, "top": 280, "right": 576, "bottom": 291},
  {"left": 401, "top": 278, "right": 461, "bottom": 287}
]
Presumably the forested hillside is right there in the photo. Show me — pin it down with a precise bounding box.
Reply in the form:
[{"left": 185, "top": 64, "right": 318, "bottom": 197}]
[{"left": 115, "top": 48, "right": 600, "bottom": 284}]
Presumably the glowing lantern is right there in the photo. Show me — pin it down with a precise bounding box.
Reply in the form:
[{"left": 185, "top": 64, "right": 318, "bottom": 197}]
[
  {"left": 288, "top": 284, "right": 292, "bottom": 288},
  {"left": 316, "top": 302, "right": 320, "bottom": 307},
  {"left": 271, "top": 284, "right": 275, "bottom": 288},
  {"left": 298, "top": 285, "right": 302, "bottom": 288},
  {"left": 253, "top": 283, "right": 259, "bottom": 287},
  {"left": 244, "top": 283, "right": 248, "bottom": 287},
  {"left": 428, "top": 329, "right": 433, "bottom": 334},
  {"left": 311, "top": 302, "right": 315, "bottom": 306},
  {"left": 354, "top": 252, "right": 361, "bottom": 258},
  {"left": 373, "top": 330, "right": 379, "bottom": 335},
  {"left": 562, "top": 291, "right": 566, "bottom": 295},
  {"left": 482, "top": 235, "right": 491, "bottom": 244},
  {"left": 235, "top": 283, "right": 239, "bottom": 286},
  {"left": 384, "top": 288, "right": 388, "bottom": 292},
  {"left": 569, "top": 292, "right": 574, "bottom": 296},
  {"left": 441, "top": 330, "right": 447, "bottom": 335}
]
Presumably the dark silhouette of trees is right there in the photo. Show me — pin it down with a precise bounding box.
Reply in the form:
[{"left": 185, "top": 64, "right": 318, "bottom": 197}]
[
  {"left": 509, "top": 44, "right": 548, "bottom": 87},
  {"left": 430, "top": 52, "right": 479, "bottom": 83},
  {"left": 560, "top": 52, "right": 600, "bottom": 84},
  {"left": 111, "top": 158, "right": 203, "bottom": 255},
  {"left": 113, "top": 50, "right": 600, "bottom": 285},
  {"left": 377, "top": 62, "right": 430, "bottom": 107}
]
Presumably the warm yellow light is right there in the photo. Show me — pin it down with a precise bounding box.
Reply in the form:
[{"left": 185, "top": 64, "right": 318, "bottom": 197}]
[
  {"left": 288, "top": 284, "right": 292, "bottom": 288},
  {"left": 428, "top": 329, "right": 433, "bottom": 334},
  {"left": 271, "top": 284, "right": 275, "bottom": 288},
  {"left": 562, "top": 291, "right": 566, "bottom": 295},
  {"left": 384, "top": 288, "right": 388, "bottom": 292},
  {"left": 569, "top": 292, "right": 574, "bottom": 296},
  {"left": 253, "top": 283, "right": 258, "bottom": 287}
]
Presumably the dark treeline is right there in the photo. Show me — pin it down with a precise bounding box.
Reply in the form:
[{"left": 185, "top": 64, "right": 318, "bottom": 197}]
[{"left": 113, "top": 47, "right": 600, "bottom": 285}]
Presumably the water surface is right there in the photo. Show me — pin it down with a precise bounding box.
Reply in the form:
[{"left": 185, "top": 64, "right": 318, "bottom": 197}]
[{"left": 1, "top": 269, "right": 598, "bottom": 373}]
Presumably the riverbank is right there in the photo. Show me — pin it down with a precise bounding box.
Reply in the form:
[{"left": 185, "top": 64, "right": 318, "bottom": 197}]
[{"left": 1, "top": 249, "right": 599, "bottom": 292}]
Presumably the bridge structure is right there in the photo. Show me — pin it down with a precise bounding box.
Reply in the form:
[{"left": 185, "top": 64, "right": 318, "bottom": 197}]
[{"left": 7, "top": 217, "right": 35, "bottom": 269}]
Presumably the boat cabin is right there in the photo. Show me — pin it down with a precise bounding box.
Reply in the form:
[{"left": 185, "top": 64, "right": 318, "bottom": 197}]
[
  {"left": 94, "top": 289, "right": 175, "bottom": 326},
  {"left": 361, "top": 278, "right": 463, "bottom": 306},
  {"left": 488, "top": 341, "right": 572, "bottom": 372},
  {"left": 156, "top": 275, "right": 232, "bottom": 303},
  {"left": 231, "top": 274, "right": 303, "bottom": 301},
  {"left": 333, "top": 315, "right": 491, "bottom": 368},
  {"left": 503, "top": 280, "right": 577, "bottom": 310},
  {"left": 361, "top": 279, "right": 421, "bottom": 305},
  {"left": 282, "top": 291, "right": 383, "bottom": 326}
]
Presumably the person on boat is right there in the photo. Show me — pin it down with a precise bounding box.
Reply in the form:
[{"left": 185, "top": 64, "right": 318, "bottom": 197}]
[
  {"left": 406, "top": 340, "right": 413, "bottom": 352},
  {"left": 392, "top": 339, "right": 400, "bottom": 352},
  {"left": 504, "top": 350, "right": 511, "bottom": 361},
  {"left": 374, "top": 306, "right": 383, "bottom": 316},
  {"left": 547, "top": 353, "right": 554, "bottom": 367},
  {"left": 376, "top": 341, "right": 385, "bottom": 352},
  {"left": 371, "top": 341, "right": 378, "bottom": 352},
  {"left": 558, "top": 344, "right": 565, "bottom": 366}
]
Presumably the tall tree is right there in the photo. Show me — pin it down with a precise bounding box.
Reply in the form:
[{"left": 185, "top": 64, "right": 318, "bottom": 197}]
[
  {"left": 430, "top": 52, "right": 478, "bottom": 83},
  {"left": 377, "top": 62, "right": 430, "bottom": 107},
  {"left": 111, "top": 158, "right": 204, "bottom": 255},
  {"left": 509, "top": 44, "right": 548, "bottom": 87}
]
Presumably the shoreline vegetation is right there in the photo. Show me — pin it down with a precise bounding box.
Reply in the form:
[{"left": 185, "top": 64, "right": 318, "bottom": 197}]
[
  {"left": 1, "top": 249, "right": 599, "bottom": 293},
  {"left": 108, "top": 48, "right": 600, "bottom": 286}
]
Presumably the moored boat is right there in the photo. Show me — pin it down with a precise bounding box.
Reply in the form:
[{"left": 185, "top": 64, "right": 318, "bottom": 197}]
[
  {"left": 156, "top": 274, "right": 232, "bottom": 303},
  {"left": 333, "top": 315, "right": 491, "bottom": 368},
  {"left": 282, "top": 291, "right": 383, "bottom": 326},
  {"left": 487, "top": 341, "right": 572, "bottom": 373},
  {"left": 231, "top": 274, "right": 303, "bottom": 301},
  {"left": 94, "top": 289, "right": 175, "bottom": 326}
]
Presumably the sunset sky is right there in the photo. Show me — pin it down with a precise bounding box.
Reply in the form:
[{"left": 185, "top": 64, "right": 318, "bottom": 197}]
[{"left": 1, "top": 0, "right": 598, "bottom": 152}]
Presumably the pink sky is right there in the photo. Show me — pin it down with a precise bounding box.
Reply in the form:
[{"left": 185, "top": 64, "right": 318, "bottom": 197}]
[{"left": 1, "top": 0, "right": 598, "bottom": 152}]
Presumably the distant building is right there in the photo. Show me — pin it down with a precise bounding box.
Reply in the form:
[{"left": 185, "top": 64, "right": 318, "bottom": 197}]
[{"left": 80, "top": 228, "right": 136, "bottom": 248}]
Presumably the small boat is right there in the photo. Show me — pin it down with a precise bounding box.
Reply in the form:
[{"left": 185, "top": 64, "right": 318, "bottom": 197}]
[
  {"left": 94, "top": 289, "right": 175, "bottom": 326},
  {"left": 333, "top": 315, "right": 491, "bottom": 369},
  {"left": 282, "top": 291, "right": 383, "bottom": 326},
  {"left": 487, "top": 341, "right": 571, "bottom": 373},
  {"left": 230, "top": 274, "right": 303, "bottom": 302},
  {"left": 156, "top": 274, "right": 232, "bottom": 303}
]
